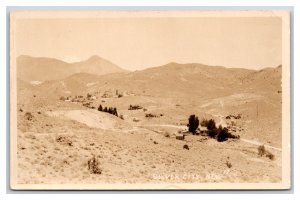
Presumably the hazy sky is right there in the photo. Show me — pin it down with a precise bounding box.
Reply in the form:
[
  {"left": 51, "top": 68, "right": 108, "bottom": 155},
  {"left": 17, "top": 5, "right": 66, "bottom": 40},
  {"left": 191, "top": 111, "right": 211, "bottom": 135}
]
[{"left": 16, "top": 16, "right": 282, "bottom": 70}]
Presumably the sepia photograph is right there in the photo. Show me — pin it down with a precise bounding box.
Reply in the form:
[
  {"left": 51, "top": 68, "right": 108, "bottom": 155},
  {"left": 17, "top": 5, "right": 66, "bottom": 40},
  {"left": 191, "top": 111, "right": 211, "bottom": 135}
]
[{"left": 10, "top": 10, "right": 291, "bottom": 190}]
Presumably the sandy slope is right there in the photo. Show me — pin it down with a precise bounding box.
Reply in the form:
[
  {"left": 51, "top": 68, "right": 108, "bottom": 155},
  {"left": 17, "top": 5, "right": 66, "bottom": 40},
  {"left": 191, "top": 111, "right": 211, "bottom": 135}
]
[
  {"left": 46, "top": 110, "right": 119, "bottom": 130},
  {"left": 17, "top": 127, "right": 281, "bottom": 184}
]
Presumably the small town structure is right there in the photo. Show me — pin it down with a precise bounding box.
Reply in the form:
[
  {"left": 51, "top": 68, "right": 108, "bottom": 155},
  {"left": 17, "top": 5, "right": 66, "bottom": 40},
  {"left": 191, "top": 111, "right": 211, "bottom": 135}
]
[
  {"left": 176, "top": 133, "right": 185, "bottom": 140},
  {"left": 200, "top": 126, "right": 208, "bottom": 134}
]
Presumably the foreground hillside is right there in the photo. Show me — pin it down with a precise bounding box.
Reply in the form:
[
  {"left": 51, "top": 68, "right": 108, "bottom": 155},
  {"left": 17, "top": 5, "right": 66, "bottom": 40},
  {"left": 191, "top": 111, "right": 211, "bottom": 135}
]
[{"left": 16, "top": 60, "right": 282, "bottom": 185}]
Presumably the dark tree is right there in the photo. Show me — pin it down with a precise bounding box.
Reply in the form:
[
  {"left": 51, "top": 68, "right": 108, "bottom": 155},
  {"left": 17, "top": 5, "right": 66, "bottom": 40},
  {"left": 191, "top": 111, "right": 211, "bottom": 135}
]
[
  {"left": 217, "top": 127, "right": 239, "bottom": 142},
  {"left": 217, "top": 127, "right": 229, "bottom": 142},
  {"left": 103, "top": 107, "right": 108, "bottom": 112},
  {"left": 207, "top": 119, "right": 216, "bottom": 130},
  {"left": 187, "top": 115, "right": 199, "bottom": 134},
  {"left": 98, "top": 104, "right": 103, "bottom": 112},
  {"left": 208, "top": 128, "right": 219, "bottom": 138},
  {"left": 113, "top": 107, "right": 118, "bottom": 117}
]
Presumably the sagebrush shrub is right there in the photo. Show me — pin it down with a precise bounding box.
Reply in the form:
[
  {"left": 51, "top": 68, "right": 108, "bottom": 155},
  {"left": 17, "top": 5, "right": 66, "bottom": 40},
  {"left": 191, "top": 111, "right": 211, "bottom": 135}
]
[
  {"left": 24, "top": 112, "right": 34, "bottom": 121},
  {"left": 88, "top": 156, "right": 102, "bottom": 174},
  {"left": 258, "top": 145, "right": 266, "bottom": 156},
  {"left": 183, "top": 144, "right": 189, "bottom": 150}
]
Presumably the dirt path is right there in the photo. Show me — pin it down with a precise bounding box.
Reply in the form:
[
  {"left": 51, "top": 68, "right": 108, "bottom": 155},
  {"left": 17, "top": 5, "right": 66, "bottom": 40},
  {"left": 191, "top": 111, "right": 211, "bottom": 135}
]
[
  {"left": 240, "top": 138, "right": 282, "bottom": 151},
  {"left": 139, "top": 124, "right": 282, "bottom": 151},
  {"left": 211, "top": 114, "right": 282, "bottom": 152},
  {"left": 139, "top": 124, "right": 187, "bottom": 129},
  {"left": 45, "top": 109, "right": 282, "bottom": 152}
]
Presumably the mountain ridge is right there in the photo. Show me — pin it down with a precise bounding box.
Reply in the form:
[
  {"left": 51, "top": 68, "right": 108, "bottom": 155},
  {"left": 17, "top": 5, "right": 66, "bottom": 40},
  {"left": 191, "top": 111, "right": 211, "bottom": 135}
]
[{"left": 17, "top": 55, "right": 126, "bottom": 82}]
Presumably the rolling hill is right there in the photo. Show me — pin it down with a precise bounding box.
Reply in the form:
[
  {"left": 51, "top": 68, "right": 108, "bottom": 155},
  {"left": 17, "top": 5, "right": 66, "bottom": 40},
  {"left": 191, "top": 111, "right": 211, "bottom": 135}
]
[
  {"left": 27, "top": 61, "right": 282, "bottom": 100},
  {"left": 17, "top": 55, "right": 126, "bottom": 82}
]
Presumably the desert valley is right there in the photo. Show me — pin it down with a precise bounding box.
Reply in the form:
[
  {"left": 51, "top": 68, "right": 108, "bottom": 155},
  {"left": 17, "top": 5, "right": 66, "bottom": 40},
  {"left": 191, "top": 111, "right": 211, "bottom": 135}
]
[{"left": 16, "top": 55, "right": 282, "bottom": 185}]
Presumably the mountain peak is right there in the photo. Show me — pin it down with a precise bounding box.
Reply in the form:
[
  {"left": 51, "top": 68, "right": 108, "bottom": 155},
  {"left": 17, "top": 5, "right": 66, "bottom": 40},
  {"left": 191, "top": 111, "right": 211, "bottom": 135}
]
[
  {"left": 166, "top": 62, "right": 180, "bottom": 66},
  {"left": 18, "top": 55, "right": 32, "bottom": 60},
  {"left": 17, "top": 55, "right": 127, "bottom": 82},
  {"left": 87, "top": 55, "right": 102, "bottom": 61}
]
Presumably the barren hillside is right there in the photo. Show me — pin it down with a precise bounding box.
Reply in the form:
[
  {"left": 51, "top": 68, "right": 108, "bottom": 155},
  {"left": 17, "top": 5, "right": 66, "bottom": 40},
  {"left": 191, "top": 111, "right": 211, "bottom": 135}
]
[{"left": 16, "top": 58, "right": 282, "bottom": 185}]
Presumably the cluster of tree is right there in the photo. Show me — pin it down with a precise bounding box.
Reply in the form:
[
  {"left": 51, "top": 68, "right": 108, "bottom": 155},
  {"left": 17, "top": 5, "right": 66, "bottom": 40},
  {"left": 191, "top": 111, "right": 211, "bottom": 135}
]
[
  {"left": 128, "top": 104, "right": 143, "bottom": 110},
  {"left": 187, "top": 117, "right": 240, "bottom": 142},
  {"left": 202, "top": 119, "right": 239, "bottom": 142},
  {"left": 145, "top": 113, "right": 158, "bottom": 118},
  {"left": 145, "top": 113, "right": 163, "bottom": 118},
  {"left": 225, "top": 114, "right": 242, "bottom": 119},
  {"left": 98, "top": 104, "right": 118, "bottom": 117},
  {"left": 200, "top": 119, "right": 216, "bottom": 130}
]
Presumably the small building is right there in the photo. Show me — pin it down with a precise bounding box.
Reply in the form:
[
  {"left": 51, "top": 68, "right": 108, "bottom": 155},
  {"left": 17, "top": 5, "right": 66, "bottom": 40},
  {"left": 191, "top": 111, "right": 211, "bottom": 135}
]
[
  {"left": 176, "top": 133, "right": 185, "bottom": 140},
  {"left": 200, "top": 126, "right": 208, "bottom": 134}
]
